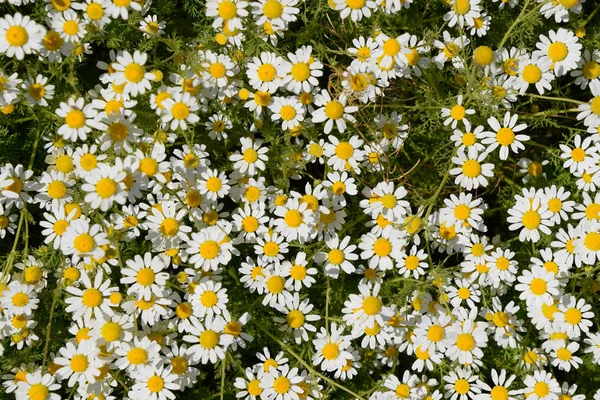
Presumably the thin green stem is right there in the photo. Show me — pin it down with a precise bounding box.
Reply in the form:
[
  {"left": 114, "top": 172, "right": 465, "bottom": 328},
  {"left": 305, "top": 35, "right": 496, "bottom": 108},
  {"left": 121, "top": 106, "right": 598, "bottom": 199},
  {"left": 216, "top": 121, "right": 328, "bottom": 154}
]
[{"left": 256, "top": 325, "right": 366, "bottom": 400}]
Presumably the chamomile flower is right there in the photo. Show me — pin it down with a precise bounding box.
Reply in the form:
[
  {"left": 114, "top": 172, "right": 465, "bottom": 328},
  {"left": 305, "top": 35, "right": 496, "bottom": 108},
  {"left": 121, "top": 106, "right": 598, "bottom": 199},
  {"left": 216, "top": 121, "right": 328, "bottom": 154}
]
[
  {"left": 0, "top": 13, "right": 44, "bottom": 60},
  {"left": 273, "top": 197, "right": 316, "bottom": 244},
  {"left": 129, "top": 365, "right": 180, "bottom": 400},
  {"left": 442, "top": 95, "right": 476, "bottom": 129},
  {"left": 507, "top": 191, "right": 554, "bottom": 242},
  {"left": 16, "top": 370, "right": 61, "bottom": 400},
  {"left": 81, "top": 166, "right": 127, "bottom": 211},
  {"left": 358, "top": 226, "right": 404, "bottom": 271},
  {"left": 323, "top": 135, "right": 364, "bottom": 172},
  {"left": 207, "top": 0, "right": 249, "bottom": 31},
  {"left": 312, "top": 323, "right": 352, "bottom": 372},
  {"left": 397, "top": 245, "right": 428, "bottom": 279},
  {"left": 64, "top": 269, "right": 116, "bottom": 321},
  {"left": 145, "top": 201, "right": 192, "bottom": 251},
  {"left": 120, "top": 252, "right": 170, "bottom": 301},
  {"left": 511, "top": 52, "right": 554, "bottom": 95},
  {"left": 450, "top": 149, "right": 495, "bottom": 191},
  {"left": 360, "top": 181, "right": 410, "bottom": 223},
  {"left": 536, "top": 28, "right": 582, "bottom": 77},
  {"left": 162, "top": 91, "right": 200, "bottom": 131},
  {"left": 56, "top": 97, "right": 103, "bottom": 142},
  {"left": 334, "top": 0, "right": 377, "bottom": 21},
  {"left": 247, "top": 52, "right": 287, "bottom": 93},
  {"left": 53, "top": 10, "right": 86, "bottom": 43},
  {"left": 54, "top": 340, "right": 103, "bottom": 387},
  {"left": 1, "top": 282, "right": 38, "bottom": 316},
  {"left": 61, "top": 218, "right": 108, "bottom": 263},
  {"left": 311, "top": 91, "right": 358, "bottom": 134},
  {"left": 444, "top": 0, "right": 482, "bottom": 28},
  {"left": 313, "top": 234, "right": 358, "bottom": 277},
  {"left": 251, "top": 0, "right": 300, "bottom": 29},
  {"left": 108, "top": 0, "right": 142, "bottom": 19},
  {"left": 559, "top": 134, "right": 598, "bottom": 174},
  {"left": 22, "top": 74, "right": 54, "bottom": 107},
  {"left": 280, "top": 252, "right": 317, "bottom": 290},
  {"left": 522, "top": 370, "right": 560, "bottom": 400},
  {"left": 515, "top": 265, "right": 561, "bottom": 307},
  {"left": 274, "top": 292, "right": 320, "bottom": 344},
  {"left": 140, "top": 15, "right": 166, "bottom": 37},
  {"left": 112, "top": 50, "right": 154, "bottom": 97},
  {"left": 443, "top": 367, "right": 482, "bottom": 400},
  {"left": 183, "top": 315, "right": 233, "bottom": 364},
  {"left": 186, "top": 226, "right": 234, "bottom": 271}
]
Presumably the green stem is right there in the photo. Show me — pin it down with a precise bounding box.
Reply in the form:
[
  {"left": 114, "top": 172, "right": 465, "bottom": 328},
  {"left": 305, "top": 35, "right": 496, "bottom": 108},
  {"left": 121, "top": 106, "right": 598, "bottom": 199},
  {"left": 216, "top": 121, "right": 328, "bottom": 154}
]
[
  {"left": 256, "top": 325, "right": 366, "bottom": 400},
  {"left": 526, "top": 94, "right": 584, "bottom": 105},
  {"left": 42, "top": 259, "right": 67, "bottom": 372}
]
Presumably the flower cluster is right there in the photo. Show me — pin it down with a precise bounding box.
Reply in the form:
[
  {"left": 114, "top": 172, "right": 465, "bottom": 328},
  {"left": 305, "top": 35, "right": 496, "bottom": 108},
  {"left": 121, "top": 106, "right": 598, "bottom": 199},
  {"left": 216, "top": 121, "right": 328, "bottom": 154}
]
[{"left": 2, "top": 0, "right": 600, "bottom": 399}]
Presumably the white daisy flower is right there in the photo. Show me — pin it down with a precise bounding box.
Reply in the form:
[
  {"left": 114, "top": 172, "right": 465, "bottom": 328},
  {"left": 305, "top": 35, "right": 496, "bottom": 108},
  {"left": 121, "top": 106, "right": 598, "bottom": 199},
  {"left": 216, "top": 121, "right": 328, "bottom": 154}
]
[
  {"left": 0, "top": 13, "right": 44, "bottom": 60},
  {"left": 55, "top": 97, "right": 103, "bottom": 142},
  {"left": 536, "top": 28, "right": 582, "bottom": 77},
  {"left": 22, "top": 74, "right": 54, "bottom": 107},
  {"left": 162, "top": 91, "right": 200, "bottom": 131},
  {"left": 269, "top": 96, "right": 305, "bottom": 131},
  {"left": 450, "top": 149, "right": 495, "bottom": 191},
  {"left": 183, "top": 315, "right": 233, "bottom": 364},
  {"left": 120, "top": 252, "right": 170, "bottom": 301},
  {"left": 54, "top": 340, "right": 102, "bottom": 387},
  {"left": 483, "top": 112, "right": 529, "bottom": 160},
  {"left": 246, "top": 51, "right": 288, "bottom": 93},
  {"left": 313, "top": 234, "right": 358, "bottom": 277},
  {"left": 311, "top": 91, "right": 358, "bottom": 134}
]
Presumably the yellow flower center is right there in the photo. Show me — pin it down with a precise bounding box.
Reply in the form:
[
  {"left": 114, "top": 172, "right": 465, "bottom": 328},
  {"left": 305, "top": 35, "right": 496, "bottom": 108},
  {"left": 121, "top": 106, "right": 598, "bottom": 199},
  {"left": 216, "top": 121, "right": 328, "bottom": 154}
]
[
  {"left": 461, "top": 160, "right": 481, "bottom": 178},
  {"left": 456, "top": 333, "right": 475, "bottom": 351},
  {"left": 274, "top": 376, "right": 291, "bottom": 394},
  {"left": 264, "top": 241, "right": 279, "bottom": 257},
  {"left": 585, "top": 231, "right": 600, "bottom": 251},
  {"left": 24, "top": 266, "right": 42, "bottom": 283},
  {"left": 87, "top": 2, "right": 104, "bottom": 19},
  {"left": 101, "top": 322, "right": 122, "bottom": 342},
  {"left": 82, "top": 288, "right": 103, "bottom": 307},
  {"left": 362, "top": 296, "right": 382, "bottom": 315},
  {"left": 70, "top": 354, "right": 89, "bottom": 372},
  {"left": 108, "top": 122, "right": 128, "bottom": 141},
  {"left": 200, "top": 291, "right": 218, "bottom": 307},
  {"left": 127, "top": 348, "right": 148, "bottom": 365},
  {"left": 66, "top": 110, "right": 86, "bottom": 129},
  {"left": 200, "top": 240, "right": 220, "bottom": 259},
  {"left": 290, "top": 264, "right": 306, "bottom": 280},
  {"left": 171, "top": 102, "right": 190, "bottom": 120},
  {"left": 160, "top": 218, "right": 179, "bottom": 237},
  {"left": 6, "top": 26, "right": 28, "bottom": 47},
  {"left": 450, "top": 105, "right": 466, "bottom": 120},
  {"left": 95, "top": 178, "right": 117, "bottom": 199},
  {"left": 548, "top": 42, "right": 568, "bottom": 62},
  {"left": 257, "top": 64, "right": 277, "bottom": 82},
  {"left": 325, "top": 101, "right": 344, "bottom": 120},
  {"left": 373, "top": 238, "right": 391, "bottom": 256},
  {"left": 405, "top": 255, "right": 420, "bottom": 270},
  {"left": 12, "top": 292, "right": 29, "bottom": 307},
  {"left": 124, "top": 63, "right": 145, "bottom": 83},
  {"left": 284, "top": 209, "right": 303, "bottom": 228},
  {"left": 287, "top": 310, "right": 305, "bottom": 328},
  {"left": 147, "top": 375, "right": 164, "bottom": 393},
  {"left": 534, "top": 382, "right": 550, "bottom": 397},
  {"left": 383, "top": 39, "right": 400, "bottom": 56},
  {"left": 63, "top": 20, "right": 79, "bottom": 36},
  {"left": 28, "top": 384, "right": 50, "bottom": 400},
  {"left": 322, "top": 343, "right": 340, "bottom": 360},
  {"left": 583, "top": 61, "right": 600, "bottom": 79},
  {"left": 564, "top": 308, "right": 582, "bottom": 325},
  {"left": 496, "top": 127, "right": 515, "bottom": 146},
  {"left": 218, "top": 0, "right": 237, "bottom": 19},
  {"left": 266, "top": 275, "right": 285, "bottom": 293},
  {"left": 522, "top": 210, "right": 541, "bottom": 229},
  {"left": 280, "top": 105, "right": 297, "bottom": 121},
  {"left": 522, "top": 64, "right": 542, "bottom": 84},
  {"left": 200, "top": 329, "right": 219, "bottom": 349},
  {"left": 529, "top": 278, "right": 547, "bottom": 295},
  {"left": 455, "top": 379, "right": 470, "bottom": 395},
  {"left": 74, "top": 233, "right": 95, "bottom": 253},
  {"left": 210, "top": 62, "right": 226, "bottom": 78}
]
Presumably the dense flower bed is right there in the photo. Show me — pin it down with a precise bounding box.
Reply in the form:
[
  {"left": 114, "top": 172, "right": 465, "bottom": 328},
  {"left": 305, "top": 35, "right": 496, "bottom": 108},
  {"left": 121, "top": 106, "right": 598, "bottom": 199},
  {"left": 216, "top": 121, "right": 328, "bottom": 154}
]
[{"left": 1, "top": 0, "right": 600, "bottom": 399}]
